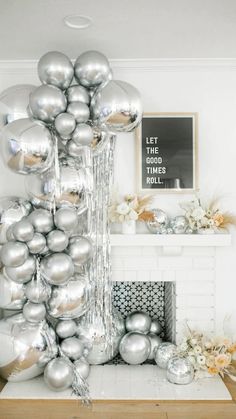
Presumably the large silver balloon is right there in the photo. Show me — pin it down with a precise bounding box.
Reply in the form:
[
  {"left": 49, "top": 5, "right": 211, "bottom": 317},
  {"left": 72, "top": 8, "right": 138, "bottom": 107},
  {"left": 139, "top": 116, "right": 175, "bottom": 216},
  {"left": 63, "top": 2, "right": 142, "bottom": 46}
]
[
  {"left": 44, "top": 357, "right": 74, "bottom": 392},
  {"left": 0, "top": 271, "right": 26, "bottom": 309},
  {"left": 167, "top": 356, "right": 194, "bottom": 385},
  {"left": 1, "top": 241, "right": 29, "bottom": 267},
  {"left": 146, "top": 209, "right": 169, "bottom": 234},
  {"left": 67, "top": 236, "right": 93, "bottom": 266},
  {"left": 23, "top": 301, "right": 46, "bottom": 323},
  {"left": 47, "top": 274, "right": 91, "bottom": 319},
  {"left": 125, "top": 311, "right": 151, "bottom": 334},
  {"left": 4, "top": 255, "right": 36, "bottom": 283},
  {"left": 29, "top": 209, "right": 54, "bottom": 234},
  {"left": 55, "top": 112, "right": 76, "bottom": 137},
  {"left": 0, "top": 197, "right": 31, "bottom": 244},
  {"left": 74, "top": 50, "right": 112, "bottom": 88},
  {"left": 67, "top": 85, "right": 90, "bottom": 105},
  {"left": 154, "top": 342, "right": 177, "bottom": 369},
  {"left": 119, "top": 332, "right": 151, "bottom": 365},
  {"left": 67, "top": 102, "right": 90, "bottom": 124},
  {"left": 74, "top": 357, "right": 90, "bottom": 380},
  {"left": 38, "top": 51, "right": 74, "bottom": 90},
  {"left": 25, "top": 278, "right": 51, "bottom": 303},
  {"left": 170, "top": 216, "right": 188, "bottom": 234},
  {"left": 0, "top": 314, "right": 57, "bottom": 382},
  {"left": 150, "top": 319, "right": 162, "bottom": 335},
  {"left": 0, "top": 84, "right": 36, "bottom": 130},
  {"left": 27, "top": 232, "right": 46, "bottom": 254},
  {"left": 56, "top": 320, "right": 77, "bottom": 339},
  {"left": 12, "top": 219, "right": 34, "bottom": 242},
  {"left": 29, "top": 85, "right": 67, "bottom": 123},
  {"left": 72, "top": 123, "right": 94, "bottom": 146},
  {"left": 47, "top": 230, "right": 69, "bottom": 252},
  {"left": 41, "top": 253, "right": 74, "bottom": 286},
  {"left": 54, "top": 207, "right": 78, "bottom": 232},
  {"left": 147, "top": 333, "right": 162, "bottom": 360},
  {"left": 0, "top": 118, "right": 54, "bottom": 175},
  {"left": 60, "top": 337, "right": 84, "bottom": 360},
  {"left": 91, "top": 80, "right": 142, "bottom": 132},
  {"left": 77, "top": 310, "right": 125, "bottom": 365}
]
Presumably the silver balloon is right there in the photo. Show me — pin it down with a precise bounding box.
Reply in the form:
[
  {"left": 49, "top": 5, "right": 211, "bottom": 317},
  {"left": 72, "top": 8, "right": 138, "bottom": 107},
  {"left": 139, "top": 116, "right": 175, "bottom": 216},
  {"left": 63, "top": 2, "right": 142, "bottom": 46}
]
[
  {"left": 55, "top": 112, "right": 76, "bottom": 137},
  {"left": 44, "top": 357, "right": 74, "bottom": 392},
  {"left": 154, "top": 342, "right": 177, "bottom": 369},
  {"left": 38, "top": 51, "right": 74, "bottom": 90},
  {"left": 185, "top": 227, "right": 194, "bottom": 234},
  {"left": 47, "top": 274, "right": 91, "bottom": 319},
  {"left": 23, "top": 301, "right": 46, "bottom": 323},
  {"left": 67, "top": 236, "right": 93, "bottom": 266},
  {"left": 0, "top": 271, "right": 26, "bottom": 309},
  {"left": 150, "top": 319, "right": 162, "bottom": 335},
  {"left": 0, "top": 118, "right": 54, "bottom": 175},
  {"left": 29, "top": 209, "right": 54, "bottom": 234},
  {"left": 41, "top": 252, "right": 74, "bottom": 286},
  {"left": 56, "top": 320, "right": 77, "bottom": 339},
  {"left": 6, "top": 225, "right": 15, "bottom": 241},
  {"left": 119, "top": 332, "right": 151, "bottom": 365},
  {"left": 170, "top": 216, "right": 188, "bottom": 234},
  {"left": 0, "top": 314, "right": 57, "bottom": 382},
  {"left": 66, "top": 140, "right": 84, "bottom": 157},
  {"left": 146, "top": 209, "right": 169, "bottom": 234},
  {"left": 4, "top": 255, "right": 36, "bottom": 283},
  {"left": 27, "top": 233, "right": 46, "bottom": 254},
  {"left": 125, "top": 311, "right": 151, "bottom": 334},
  {"left": 47, "top": 230, "right": 69, "bottom": 252},
  {"left": 67, "top": 85, "right": 90, "bottom": 105},
  {"left": 0, "top": 197, "right": 31, "bottom": 244},
  {"left": 60, "top": 337, "right": 84, "bottom": 360},
  {"left": 167, "top": 356, "right": 194, "bottom": 385},
  {"left": 91, "top": 80, "right": 142, "bottom": 132},
  {"left": 1, "top": 241, "right": 29, "bottom": 267},
  {"left": 54, "top": 207, "right": 78, "bottom": 232},
  {"left": 0, "top": 84, "right": 36, "bottom": 129},
  {"left": 74, "top": 50, "right": 112, "bottom": 88},
  {"left": 72, "top": 123, "right": 94, "bottom": 146},
  {"left": 25, "top": 277, "right": 51, "bottom": 303},
  {"left": 147, "top": 333, "right": 162, "bottom": 360},
  {"left": 74, "top": 357, "right": 90, "bottom": 380},
  {"left": 29, "top": 85, "right": 67, "bottom": 123},
  {"left": 67, "top": 102, "right": 90, "bottom": 123},
  {"left": 12, "top": 219, "right": 34, "bottom": 242}
]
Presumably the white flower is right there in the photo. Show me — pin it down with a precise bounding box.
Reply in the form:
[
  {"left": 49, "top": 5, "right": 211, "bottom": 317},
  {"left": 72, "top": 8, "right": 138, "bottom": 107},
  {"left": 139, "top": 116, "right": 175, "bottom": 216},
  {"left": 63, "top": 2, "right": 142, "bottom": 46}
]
[
  {"left": 197, "top": 355, "right": 206, "bottom": 365},
  {"left": 194, "top": 345, "right": 202, "bottom": 354},
  {"left": 190, "top": 338, "right": 198, "bottom": 345},
  {"left": 179, "top": 342, "right": 188, "bottom": 351},
  {"left": 191, "top": 207, "right": 206, "bottom": 220},
  {"left": 129, "top": 209, "right": 139, "bottom": 221},
  {"left": 116, "top": 203, "right": 130, "bottom": 215}
]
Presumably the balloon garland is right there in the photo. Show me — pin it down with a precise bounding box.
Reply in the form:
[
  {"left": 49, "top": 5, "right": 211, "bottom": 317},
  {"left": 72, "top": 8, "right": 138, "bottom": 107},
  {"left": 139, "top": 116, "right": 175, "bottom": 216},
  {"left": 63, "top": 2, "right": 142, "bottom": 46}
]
[{"left": 0, "top": 50, "right": 142, "bottom": 400}]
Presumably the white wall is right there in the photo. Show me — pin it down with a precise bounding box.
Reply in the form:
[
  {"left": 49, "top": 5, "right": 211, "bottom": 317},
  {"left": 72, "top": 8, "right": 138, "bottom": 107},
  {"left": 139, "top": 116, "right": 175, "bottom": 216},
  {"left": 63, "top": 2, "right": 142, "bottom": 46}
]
[{"left": 1, "top": 60, "right": 236, "bottom": 333}]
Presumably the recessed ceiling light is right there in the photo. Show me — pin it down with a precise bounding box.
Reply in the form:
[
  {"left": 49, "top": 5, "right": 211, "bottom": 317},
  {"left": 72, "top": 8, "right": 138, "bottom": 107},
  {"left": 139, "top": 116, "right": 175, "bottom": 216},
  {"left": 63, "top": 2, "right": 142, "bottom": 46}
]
[{"left": 63, "top": 14, "right": 93, "bottom": 29}]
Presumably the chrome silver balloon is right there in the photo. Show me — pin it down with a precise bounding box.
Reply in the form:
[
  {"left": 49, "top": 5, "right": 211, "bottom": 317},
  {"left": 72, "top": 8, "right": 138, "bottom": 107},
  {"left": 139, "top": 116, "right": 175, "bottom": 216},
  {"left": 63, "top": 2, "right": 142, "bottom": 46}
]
[
  {"left": 0, "top": 197, "right": 31, "bottom": 244},
  {"left": 47, "top": 230, "right": 69, "bottom": 252},
  {"left": 147, "top": 333, "right": 162, "bottom": 360},
  {"left": 4, "top": 255, "right": 36, "bottom": 283},
  {"left": 146, "top": 209, "right": 169, "bottom": 234},
  {"left": 29, "top": 85, "right": 67, "bottom": 123},
  {"left": 47, "top": 274, "right": 91, "bottom": 319},
  {"left": 56, "top": 320, "right": 77, "bottom": 339},
  {"left": 60, "top": 337, "right": 84, "bottom": 360},
  {"left": 1, "top": 241, "right": 29, "bottom": 267},
  {"left": 150, "top": 319, "right": 162, "bottom": 335},
  {"left": 44, "top": 357, "right": 74, "bottom": 392},
  {"left": 74, "top": 357, "right": 90, "bottom": 380},
  {"left": 25, "top": 278, "right": 51, "bottom": 303},
  {"left": 0, "top": 118, "right": 54, "bottom": 175},
  {"left": 167, "top": 356, "right": 194, "bottom": 385},
  {"left": 72, "top": 123, "right": 94, "bottom": 146},
  {"left": 91, "top": 80, "right": 142, "bottom": 132},
  {"left": 29, "top": 209, "right": 54, "bottom": 234},
  {"left": 170, "top": 216, "right": 188, "bottom": 234},
  {"left": 27, "top": 232, "right": 46, "bottom": 254},
  {"left": 55, "top": 112, "right": 76, "bottom": 137},
  {"left": 66, "top": 140, "right": 85, "bottom": 157},
  {"left": 125, "top": 311, "right": 151, "bottom": 334},
  {"left": 54, "top": 207, "right": 78, "bottom": 232},
  {"left": 23, "top": 301, "right": 46, "bottom": 323},
  {"left": 41, "top": 253, "right": 74, "bottom": 286},
  {"left": 119, "top": 332, "right": 151, "bottom": 365},
  {"left": 67, "top": 236, "right": 93, "bottom": 266},
  {"left": 67, "top": 102, "right": 90, "bottom": 124},
  {"left": 154, "top": 342, "right": 177, "bottom": 369},
  {"left": 0, "top": 271, "right": 26, "bottom": 309},
  {"left": 67, "top": 85, "right": 90, "bottom": 105},
  {"left": 12, "top": 219, "right": 34, "bottom": 242},
  {"left": 6, "top": 225, "right": 15, "bottom": 241},
  {"left": 38, "top": 51, "right": 74, "bottom": 90},
  {"left": 74, "top": 50, "right": 112, "bottom": 88}
]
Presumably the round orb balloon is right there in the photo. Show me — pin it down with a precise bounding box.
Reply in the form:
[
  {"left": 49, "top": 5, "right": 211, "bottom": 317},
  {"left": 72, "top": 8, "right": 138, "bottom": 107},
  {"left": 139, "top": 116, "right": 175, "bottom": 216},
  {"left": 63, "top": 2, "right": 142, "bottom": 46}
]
[
  {"left": 170, "top": 216, "right": 188, "bottom": 234},
  {"left": 119, "top": 332, "right": 151, "bottom": 364},
  {"left": 25, "top": 278, "right": 51, "bottom": 303},
  {"left": 147, "top": 333, "right": 162, "bottom": 360},
  {"left": 4, "top": 255, "right": 36, "bottom": 283},
  {"left": 0, "top": 118, "right": 54, "bottom": 175},
  {"left": 1, "top": 241, "right": 29, "bottom": 267},
  {"left": 67, "top": 103, "right": 90, "bottom": 124},
  {"left": 56, "top": 319, "right": 77, "bottom": 339},
  {"left": 29, "top": 209, "right": 54, "bottom": 234},
  {"left": 146, "top": 209, "right": 169, "bottom": 234},
  {"left": 167, "top": 356, "right": 194, "bottom": 385},
  {"left": 38, "top": 51, "right": 74, "bottom": 90},
  {"left": 0, "top": 271, "right": 26, "bottom": 310},
  {"left": 23, "top": 301, "right": 46, "bottom": 323},
  {"left": 77, "top": 310, "right": 125, "bottom": 365},
  {"left": 44, "top": 357, "right": 74, "bottom": 392},
  {"left": 54, "top": 207, "right": 78, "bottom": 232},
  {"left": 60, "top": 337, "right": 84, "bottom": 361},
  {"left": 0, "top": 314, "right": 57, "bottom": 382},
  {"left": 67, "top": 236, "right": 93, "bottom": 266},
  {"left": 41, "top": 253, "right": 74, "bottom": 286},
  {"left": 0, "top": 197, "right": 31, "bottom": 244},
  {"left": 150, "top": 319, "right": 162, "bottom": 335},
  {"left": 72, "top": 123, "right": 93, "bottom": 146},
  {"left": 74, "top": 358, "right": 90, "bottom": 380},
  {"left": 55, "top": 112, "right": 76, "bottom": 137},
  {"left": 47, "top": 230, "right": 69, "bottom": 252},
  {"left": 12, "top": 219, "right": 34, "bottom": 242},
  {"left": 27, "top": 233, "right": 46, "bottom": 254},
  {"left": 125, "top": 311, "right": 151, "bottom": 334},
  {"left": 29, "top": 84, "right": 67, "bottom": 123},
  {"left": 67, "top": 85, "right": 90, "bottom": 105},
  {"left": 74, "top": 50, "right": 112, "bottom": 88},
  {"left": 154, "top": 342, "right": 177, "bottom": 369}
]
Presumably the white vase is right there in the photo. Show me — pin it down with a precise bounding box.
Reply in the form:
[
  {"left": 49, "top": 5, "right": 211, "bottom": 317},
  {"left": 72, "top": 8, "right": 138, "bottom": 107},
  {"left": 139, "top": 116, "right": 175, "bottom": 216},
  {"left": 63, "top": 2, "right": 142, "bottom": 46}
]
[{"left": 121, "top": 220, "right": 136, "bottom": 234}]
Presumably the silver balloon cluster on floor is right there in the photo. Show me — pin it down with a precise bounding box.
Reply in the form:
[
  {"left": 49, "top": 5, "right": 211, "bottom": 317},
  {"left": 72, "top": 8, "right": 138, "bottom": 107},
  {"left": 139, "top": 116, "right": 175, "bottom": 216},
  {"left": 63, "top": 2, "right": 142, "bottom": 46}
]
[{"left": 147, "top": 209, "right": 193, "bottom": 234}]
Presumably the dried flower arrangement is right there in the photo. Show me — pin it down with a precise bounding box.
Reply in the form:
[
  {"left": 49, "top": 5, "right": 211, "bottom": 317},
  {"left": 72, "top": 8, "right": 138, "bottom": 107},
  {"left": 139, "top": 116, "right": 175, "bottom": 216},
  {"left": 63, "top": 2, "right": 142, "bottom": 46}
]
[{"left": 109, "top": 193, "right": 154, "bottom": 223}]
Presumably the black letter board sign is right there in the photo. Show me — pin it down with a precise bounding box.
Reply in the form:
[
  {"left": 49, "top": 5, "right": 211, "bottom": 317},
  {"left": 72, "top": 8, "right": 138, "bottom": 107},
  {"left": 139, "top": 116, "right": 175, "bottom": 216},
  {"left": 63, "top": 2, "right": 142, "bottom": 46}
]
[{"left": 136, "top": 113, "right": 197, "bottom": 192}]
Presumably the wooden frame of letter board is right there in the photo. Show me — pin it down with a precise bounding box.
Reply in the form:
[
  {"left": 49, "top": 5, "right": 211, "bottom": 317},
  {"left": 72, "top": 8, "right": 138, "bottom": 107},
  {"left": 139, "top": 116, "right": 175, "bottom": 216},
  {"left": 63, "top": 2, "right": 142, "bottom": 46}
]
[{"left": 136, "top": 112, "right": 198, "bottom": 194}]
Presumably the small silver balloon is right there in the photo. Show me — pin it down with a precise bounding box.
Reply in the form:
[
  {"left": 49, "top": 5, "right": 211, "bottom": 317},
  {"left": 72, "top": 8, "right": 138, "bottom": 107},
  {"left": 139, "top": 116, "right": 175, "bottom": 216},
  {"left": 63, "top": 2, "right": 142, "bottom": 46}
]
[
  {"left": 0, "top": 197, "right": 31, "bottom": 244},
  {"left": 154, "top": 342, "right": 177, "bottom": 369},
  {"left": 29, "top": 209, "right": 54, "bottom": 234},
  {"left": 119, "top": 332, "right": 151, "bottom": 365},
  {"left": 4, "top": 255, "right": 35, "bottom": 283},
  {"left": 47, "top": 230, "right": 69, "bottom": 252},
  {"left": 185, "top": 226, "right": 194, "bottom": 234},
  {"left": 146, "top": 209, "right": 169, "bottom": 234},
  {"left": 66, "top": 140, "right": 84, "bottom": 157},
  {"left": 1, "top": 241, "right": 29, "bottom": 267},
  {"left": 54, "top": 207, "right": 78, "bottom": 232},
  {"left": 170, "top": 216, "right": 188, "bottom": 234},
  {"left": 0, "top": 271, "right": 26, "bottom": 309},
  {"left": 150, "top": 319, "right": 162, "bottom": 335},
  {"left": 12, "top": 219, "right": 34, "bottom": 242},
  {"left": 41, "top": 253, "right": 74, "bottom": 286},
  {"left": 67, "top": 102, "right": 90, "bottom": 123},
  {"left": 74, "top": 357, "right": 90, "bottom": 380},
  {"left": 167, "top": 227, "right": 174, "bottom": 234},
  {"left": 167, "top": 356, "right": 194, "bottom": 385},
  {"left": 27, "top": 233, "right": 46, "bottom": 254},
  {"left": 67, "top": 236, "right": 93, "bottom": 266},
  {"left": 6, "top": 225, "right": 15, "bottom": 241},
  {"left": 44, "top": 357, "right": 74, "bottom": 392},
  {"left": 29, "top": 85, "right": 67, "bottom": 123},
  {"left": 125, "top": 311, "right": 151, "bottom": 334},
  {"left": 67, "top": 85, "right": 90, "bottom": 105},
  {"left": 72, "top": 123, "right": 94, "bottom": 146},
  {"left": 55, "top": 112, "right": 76, "bottom": 137},
  {"left": 74, "top": 50, "right": 112, "bottom": 88},
  {"left": 60, "top": 337, "right": 84, "bottom": 360},
  {"left": 38, "top": 51, "right": 74, "bottom": 90},
  {"left": 0, "top": 118, "right": 54, "bottom": 175},
  {"left": 25, "top": 278, "right": 51, "bottom": 303},
  {"left": 56, "top": 320, "right": 77, "bottom": 339},
  {"left": 23, "top": 301, "right": 46, "bottom": 323},
  {"left": 147, "top": 333, "right": 162, "bottom": 360}
]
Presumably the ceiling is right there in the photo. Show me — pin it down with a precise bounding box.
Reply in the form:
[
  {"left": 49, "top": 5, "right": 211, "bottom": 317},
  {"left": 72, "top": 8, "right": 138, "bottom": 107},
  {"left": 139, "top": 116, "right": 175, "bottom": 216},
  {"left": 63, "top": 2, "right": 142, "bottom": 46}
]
[{"left": 0, "top": 0, "right": 236, "bottom": 60}]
